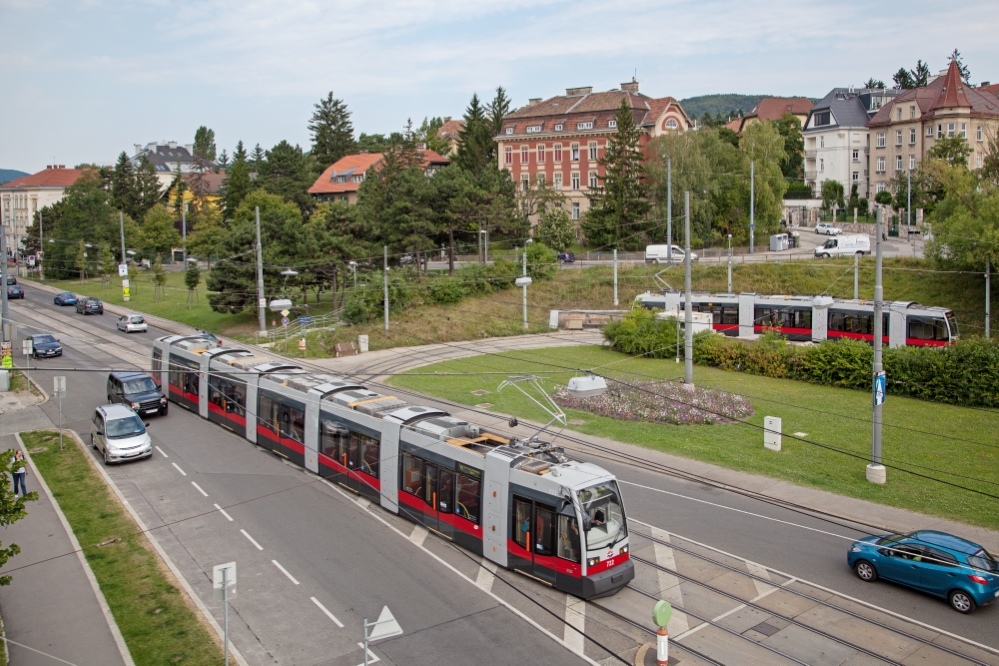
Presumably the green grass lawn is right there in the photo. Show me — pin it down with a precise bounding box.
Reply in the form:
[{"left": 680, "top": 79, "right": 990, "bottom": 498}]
[
  {"left": 387, "top": 346, "right": 999, "bottom": 532},
  {"left": 24, "top": 431, "right": 224, "bottom": 666}
]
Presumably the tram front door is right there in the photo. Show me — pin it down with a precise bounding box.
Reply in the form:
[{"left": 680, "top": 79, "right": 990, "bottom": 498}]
[{"left": 512, "top": 496, "right": 557, "bottom": 585}]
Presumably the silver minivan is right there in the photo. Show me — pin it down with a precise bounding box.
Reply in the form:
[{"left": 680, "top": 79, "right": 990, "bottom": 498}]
[{"left": 91, "top": 404, "right": 153, "bottom": 465}]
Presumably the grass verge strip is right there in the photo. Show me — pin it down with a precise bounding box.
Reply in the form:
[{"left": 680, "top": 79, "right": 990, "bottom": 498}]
[{"left": 22, "top": 431, "right": 224, "bottom": 666}]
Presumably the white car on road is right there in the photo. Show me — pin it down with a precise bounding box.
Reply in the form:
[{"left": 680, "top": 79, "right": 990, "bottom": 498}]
[
  {"left": 117, "top": 314, "right": 148, "bottom": 333},
  {"left": 815, "top": 223, "right": 842, "bottom": 235},
  {"left": 90, "top": 404, "right": 152, "bottom": 465}
]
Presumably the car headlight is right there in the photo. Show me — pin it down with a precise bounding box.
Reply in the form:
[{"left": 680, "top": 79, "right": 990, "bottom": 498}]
[
  {"left": 850, "top": 546, "right": 862, "bottom": 553},
  {"left": 160, "top": 397, "right": 167, "bottom": 404},
  {"left": 587, "top": 557, "right": 599, "bottom": 567},
  {"left": 130, "top": 402, "right": 140, "bottom": 409}
]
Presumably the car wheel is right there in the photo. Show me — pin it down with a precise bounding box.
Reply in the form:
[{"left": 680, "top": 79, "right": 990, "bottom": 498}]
[
  {"left": 948, "top": 589, "right": 976, "bottom": 614},
  {"left": 854, "top": 560, "right": 877, "bottom": 582},
  {"left": 160, "top": 406, "right": 168, "bottom": 416},
  {"left": 821, "top": 253, "right": 831, "bottom": 259},
  {"left": 856, "top": 252, "right": 864, "bottom": 258},
  {"left": 90, "top": 433, "right": 95, "bottom": 448}
]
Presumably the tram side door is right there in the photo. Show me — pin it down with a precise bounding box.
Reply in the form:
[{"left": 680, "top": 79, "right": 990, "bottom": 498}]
[
  {"left": 418, "top": 463, "right": 455, "bottom": 540},
  {"left": 512, "top": 496, "right": 558, "bottom": 585}
]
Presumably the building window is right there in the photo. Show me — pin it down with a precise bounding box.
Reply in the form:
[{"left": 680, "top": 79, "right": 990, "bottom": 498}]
[
  {"left": 554, "top": 173, "right": 562, "bottom": 190},
  {"left": 948, "top": 123, "right": 955, "bottom": 136},
  {"left": 978, "top": 126, "right": 983, "bottom": 142},
  {"left": 554, "top": 144, "right": 562, "bottom": 162},
  {"left": 876, "top": 157, "right": 885, "bottom": 172},
  {"left": 521, "top": 174, "right": 529, "bottom": 191},
  {"left": 555, "top": 123, "right": 563, "bottom": 131},
  {"left": 537, "top": 173, "right": 546, "bottom": 186},
  {"left": 571, "top": 172, "right": 580, "bottom": 190},
  {"left": 876, "top": 182, "right": 886, "bottom": 193},
  {"left": 896, "top": 155, "right": 902, "bottom": 171},
  {"left": 910, "top": 106, "right": 916, "bottom": 119},
  {"left": 852, "top": 149, "right": 859, "bottom": 161},
  {"left": 571, "top": 143, "right": 579, "bottom": 161},
  {"left": 926, "top": 126, "right": 933, "bottom": 137},
  {"left": 521, "top": 146, "right": 528, "bottom": 163},
  {"left": 527, "top": 125, "right": 542, "bottom": 134},
  {"left": 876, "top": 132, "right": 885, "bottom": 147},
  {"left": 537, "top": 145, "right": 545, "bottom": 163},
  {"left": 937, "top": 124, "right": 943, "bottom": 138},
  {"left": 505, "top": 127, "right": 513, "bottom": 135},
  {"left": 571, "top": 202, "right": 579, "bottom": 220},
  {"left": 909, "top": 129, "right": 916, "bottom": 144},
  {"left": 820, "top": 136, "right": 825, "bottom": 148},
  {"left": 819, "top": 158, "right": 825, "bottom": 173},
  {"left": 909, "top": 155, "right": 916, "bottom": 170},
  {"left": 896, "top": 107, "right": 903, "bottom": 121},
  {"left": 961, "top": 123, "right": 967, "bottom": 138},
  {"left": 665, "top": 118, "right": 678, "bottom": 129},
  {"left": 588, "top": 171, "right": 597, "bottom": 188},
  {"left": 608, "top": 120, "right": 617, "bottom": 129},
  {"left": 852, "top": 171, "right": 859, "bottom": 182},
  {"left": 896, "top": 130, "right": 903, "bottom": 146},
  {"left": 577, "top": 122, "right": 593, "bottom": 130},
  {"left": 504, "top": 146, "right": 512, "bottom": 165},
  {"left": 588, "top": 142, "right": 597, "bottom": 161},
  {"left": 813, "top": 111, "right": 830, "bottom": 127},
  {"left": 977, "top": 154, "right": 983, "bottom": 168}
]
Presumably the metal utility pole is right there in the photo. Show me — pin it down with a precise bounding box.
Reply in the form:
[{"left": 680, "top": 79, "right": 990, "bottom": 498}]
[
  {"left": 727, "top": 234, "right": 732, "bottom": 292},
  {"left": 1, "top": 222, "right": 8, "bottom": 344},
  {"left": 39, "top": 209, "right": 44, "bottom": 280},
  {"left": 749, "top": 161, "right": 755, "bottom": 254},
  {"left": 907, "top": 168, "right": 912, "bottom": 235},
  {"left": 666, "top": 158, "right": 672, "bottom": 264},
  {"left": 182, "top": 204, "right": 187, "bottom": 267},
  {"left": 868, "top": 208, "right": 886, "bottom": 485},
  {"left": 383, "top": 246, "right": 389, "bottom": 332},
  {"left": 119, "top": 211, "right": 127, "bottom": 267},
  {"left": 684, "top": 192, "right": 693, "bottom": 387},
  {"left": 483, "top": 229, "right": 489, "bottom": 264},
  {"left": 986, "top": 257, "right": 991, "bottom": 340},
  {"left": 854, "top": 252, "right": 859, "bottom": 299},
  {"left": 522, "top": 247, "right": 529, "bottom": 330},
  {"left": 223, "top": 567, "right": 229, "bottom": 666},
  {"left": 255, "top": 207, "right": 266, "bottom": 335},
  {"left": 613, "top": 248, "right": 618, "bottom": 306}
]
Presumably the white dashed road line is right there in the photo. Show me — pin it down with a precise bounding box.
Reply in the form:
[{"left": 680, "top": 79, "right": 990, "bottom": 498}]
[
  {"left": 214, "top": 504, "right": 233, "bottom": 521},
  {"left": 241, "top": 529, "right": 263, "bottom": 551},
  {"left": 191, "top": 482, "right": 208, "bottom": 497},
  {"left": 171, "top": 462, "right": 187, "bottom": 476},
  {"left": 155, "top": 446, "right": 168, "bottom": 457},
  {"left": 310, "top": 597, "right": 344, "bottom": 628},
  {"left": 272, "top": 560, "right": 300, "bottom": 585}
]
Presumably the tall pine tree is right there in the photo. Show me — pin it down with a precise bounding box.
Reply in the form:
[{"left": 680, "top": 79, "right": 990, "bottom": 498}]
[
  {"left": 581, "top": 98, "right": 649, "bottom": 249},
  {"left": 455, "top": 93, "right": 494, "bottom": 175},
  {"left": 309, "top": 91, "right": 356, "bottom": 172}
]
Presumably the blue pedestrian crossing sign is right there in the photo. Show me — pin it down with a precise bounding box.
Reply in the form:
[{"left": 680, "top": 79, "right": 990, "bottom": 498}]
[{"left": 873, "top": 371, "right": 886, "bottom": 406}]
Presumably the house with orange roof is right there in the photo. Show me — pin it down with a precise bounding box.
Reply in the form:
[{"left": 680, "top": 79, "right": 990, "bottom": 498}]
[
  {"left": 496, "top": 79, "right": 691, "bottom": 225},
  {"left": 436, "top": 118, "right": 465, "bottom": 156},
  {"left": 1, "top": 165, "right": 89, "bottom": 254},
  {"left": 735, "top": 98, "right": 813, "bottom": 132},
  {"left": 867, "top": 60, "right": 999, "bottom": 195},
  {"left": 308, "top": 149, "right": 450, "bottom": 204}
]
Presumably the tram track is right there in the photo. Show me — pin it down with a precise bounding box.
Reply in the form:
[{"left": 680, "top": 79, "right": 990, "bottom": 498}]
[{"left": 628, "top": 526, "right": 995, "bottom": 666}]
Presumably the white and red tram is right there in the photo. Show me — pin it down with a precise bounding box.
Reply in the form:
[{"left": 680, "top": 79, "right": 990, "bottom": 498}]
[
  {"left": 635, "top": 290, "right": 958, "bottom": 348},
  {"left": 151, "top": 335, "right": 634, "bottom": 599}
]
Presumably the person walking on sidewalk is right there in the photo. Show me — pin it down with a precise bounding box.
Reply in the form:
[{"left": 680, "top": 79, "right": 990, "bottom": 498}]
[{"left": 11, "top": 449, "right": 27, "bottom": 498}]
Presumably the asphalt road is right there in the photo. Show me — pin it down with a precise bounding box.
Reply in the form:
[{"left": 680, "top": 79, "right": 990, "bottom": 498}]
[{"left": 7, "top": 281, "right": 997, "bottom": 664}]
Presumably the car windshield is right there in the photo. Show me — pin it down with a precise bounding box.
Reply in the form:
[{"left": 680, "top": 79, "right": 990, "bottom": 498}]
[
  {"left": 130, "top": 316, "right": 144, "bottom": 323},
  {"left": 823, "top": 239, "right": 836, "bottom": 248},
  {"left": 123, "top": 378, "right": 157, "bottom": 393},
  {"left": 106, "top": 415, "right": 145, "bottom": 438},
  {"left": 577, "top": 481, "right": 628, "bottom": 553},
  {"left": 87, "top": 298, "right": 100, "bottom": 304},
  {"left": 61, "top": 293, "right": 74, "bottom": 298},
  {"left": 876, "top": 533, "right": 912, "bottom": 546},
  {"left": 968, "top": 549, "right": 997, "bottom": 572},
  {"left": 34, "top": 335, "right": 56, "bottom": 344}
]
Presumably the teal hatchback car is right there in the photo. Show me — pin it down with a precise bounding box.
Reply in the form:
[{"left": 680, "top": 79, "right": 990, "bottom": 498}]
[{"left": 849, "top": 530, "right": 999, "bottom": 613}]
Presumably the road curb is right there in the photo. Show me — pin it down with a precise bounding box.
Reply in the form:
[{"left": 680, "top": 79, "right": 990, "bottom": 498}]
[{"left": 15, "top": 431, "right": 136, "bottom": 666}]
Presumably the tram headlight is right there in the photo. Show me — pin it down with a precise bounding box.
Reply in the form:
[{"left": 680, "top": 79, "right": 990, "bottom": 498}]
[
  {"left": 587, "top": 557, "right": 599, "bottom": 567},
  {"left": 619, "top": 545, "right": 629, "bottom": 555}
]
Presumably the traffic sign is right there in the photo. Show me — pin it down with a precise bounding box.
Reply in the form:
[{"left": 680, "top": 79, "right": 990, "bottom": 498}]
[
  {"left": 213, "top": 562, "right": 236, "bottom": 601},
  {"left": 297, "top": 315, "right": 312, "bottom": 326},
  {"left": 22, "top": 338, "right": 33, "bottom": 356},
  {"left": 873, "top": 371, "right": 886, "bottom": 406},
  {"left": 53, "top": 376, "right": 66, "bottom": 398},
  {"left": 281, "top": 317, "right": 290, "bottom": 326},
  {"left": 652, "top": 600, "right": 672, "bottom": 628},
  {"left": 118, "top": 263, "right": 128, "bottom": 277},
  {"left": 280, "top": 309, "right": 290, "bottom": 317}
]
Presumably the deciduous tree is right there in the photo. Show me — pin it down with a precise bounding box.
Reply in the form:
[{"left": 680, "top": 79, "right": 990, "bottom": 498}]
[{"left": 535, "top": 206, "right": 575, "bottom": 251}]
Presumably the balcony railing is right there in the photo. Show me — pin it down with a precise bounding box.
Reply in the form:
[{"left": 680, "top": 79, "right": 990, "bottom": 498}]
[
  {"left": 804, "top": 170, "right": 817, "bottom": 181},
  {"left": 804, "top": 149, "right": 817, "bottom": 158}
]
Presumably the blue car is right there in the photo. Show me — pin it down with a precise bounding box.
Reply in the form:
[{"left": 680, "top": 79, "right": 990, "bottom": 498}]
[
  {"left": 54, "top": 291, "right": 78, "bottom": 306},
  {"left": 6, "top": 284, "right": 24, "bottom": 299},
  {"left": 849, "top": 530, "right": 999, "bottom": 613}
]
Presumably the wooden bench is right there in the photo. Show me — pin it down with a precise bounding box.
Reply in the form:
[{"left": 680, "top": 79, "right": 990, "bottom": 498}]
[{"left": 334, "top": 342, "right": 358, "bottom": 358}]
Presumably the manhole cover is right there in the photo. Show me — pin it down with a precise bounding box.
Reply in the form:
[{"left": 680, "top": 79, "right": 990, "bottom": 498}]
[
  {"left": 475, "top": 403, "right": 493, "bottom": 409},
  {"left": 751, "top": 621, "right": 780, "bottom": 637},
  {"left": 471, "top": 390, "right": 490, "bottom": 396}
]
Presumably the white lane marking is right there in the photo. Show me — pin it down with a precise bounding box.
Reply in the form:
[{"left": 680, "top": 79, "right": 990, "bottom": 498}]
[
  {"left": 191, "top": 482, "right": 208, "bottom": 497},
  {"left": 630, "top": 518, "right": 999, "bottom": 657},
  {"left": 155, "top": 446, "right": 168, "bottom": 457},
  {"left": 475, "top": 558, "right": 497, "bottom": 593},
  {"left": 241, "top": 529, "right": 263, "bottom": 551},
  {"left": 746, "top": 561, "right": 775, "bottom": 597},
  {"left": 213, "top": 504, "right": 233, "bottom": 521},
  {"left": 311, "top": 597, "right": 344, "bottom": 628},
  {"left": 650, "top": 527, "right": 689, "bottom": 635},
  {"left": 408, "top": 524, "right": 428, "bottom": 547},
  {"left": 171, "top": 462, "right": 187, "bottom": 476},
  {"left": 357, "top": 642, "right": 380, "bottom": 666},
  {"left": 272, "top": 559, "right": 299, "bottom": 584},
  {"left": 563, "top": 594, "right": 586, "bottom": 656}
]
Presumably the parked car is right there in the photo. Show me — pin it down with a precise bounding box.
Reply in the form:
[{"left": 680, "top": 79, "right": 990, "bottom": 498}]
[
  {"left": 557, "top": 251, "right": 576, "bottom": 263},
  {"left": 90, "top": 404, "right": 153, "bottom": 465},
  {"left": 27, "top": 333, "right": 62, "bottom": 358},
  {"left": 645, "top": 244, "right": 698, "bottom": 264},
  {"left": 106, "top": 371, "right": 167, "bottom": 416},
  {"left": 116, "top": 314, "right": 148, "bottom": 333},
  {"left": 849, "top": 530, "right": 999, "bottom": 613},
  {"left": 76, "top": 297, "right": 104, "bottom": 315},
  {"left": 54, "top": 291, "right": 78, "bottom": 306},
  {"left": 6, "top": 276, "right": 16, "bottom": 285},
  {"left": 6, "top": 284, "right": 24, "bottom": 299},
  {"left": 816, "top": 222, "right": 842, "bottom": 235},
  {"left": 815, "top": 234, "right": 871, "bottom": 258}
]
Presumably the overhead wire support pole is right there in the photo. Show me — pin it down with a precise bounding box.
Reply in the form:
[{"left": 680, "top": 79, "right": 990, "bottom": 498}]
[
  {"left": 39, "top": 209, "right": 44, "bottom": 280},
  {"left": 684, "top": 192, "right": 693, "bottom": 387},
  {"left": 986, "top": 257, "right": 991, "bottom": 340},
  {"left": 182, "top": 204, "right": 187, "bottom": 267},
  {"left": 868, "top": 207, "right": 886, "bottom": 485},
  {"left": 383, "top": 246, "right": 389, "bottom": 332},
  {"left": 667, "top": 158, "right": 672, "bottom": 264},
  {"left": 255, "top": 206, "right": 266, "bottom": 335},
  {"left": 613, "top": 248, "right": 618, "bottom": 306},
  {"left": 854, "top": 252, "right": 859, "bottom": 300},
  {"left": 1, "top": 221, "right": 8, "bottom": 345},
  {"left": 749, "top": 161, "right": 755, "bottom": 255}
]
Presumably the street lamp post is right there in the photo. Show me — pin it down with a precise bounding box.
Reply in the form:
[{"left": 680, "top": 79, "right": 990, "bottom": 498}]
[
  {"left": 727, "top": 234, "right": 733, "bottom": 292},
  {"left": 481, "top": 229, "right": 489, "bottom": 264},
  {"left": 749, "top": 161, "right": 755, "bottom": 255}
]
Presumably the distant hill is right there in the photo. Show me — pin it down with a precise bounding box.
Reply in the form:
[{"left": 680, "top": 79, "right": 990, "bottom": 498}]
[
  {"left": 0, "top": 169, "right": 28, "bottom": 185},
  {"left": 680, "top": 94, "right": 820, "bottom": 122}
]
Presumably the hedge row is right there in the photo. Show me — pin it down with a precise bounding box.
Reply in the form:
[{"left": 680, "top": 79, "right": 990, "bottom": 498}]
[{"left": 604, "top": 308, "right": 999, "bottom": 407}]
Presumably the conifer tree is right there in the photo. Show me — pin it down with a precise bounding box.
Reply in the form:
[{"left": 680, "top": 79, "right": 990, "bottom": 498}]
[
  {"left": 309, "top": 91, "right": 356, "bottom": 172},
  {"left": 455, "top": 93, "right": 493, "bottom": 175}
]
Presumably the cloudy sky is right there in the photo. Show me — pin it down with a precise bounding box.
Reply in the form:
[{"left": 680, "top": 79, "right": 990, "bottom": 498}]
[{"left": 3, "top": 0, "right": 997, "bottom": 172}]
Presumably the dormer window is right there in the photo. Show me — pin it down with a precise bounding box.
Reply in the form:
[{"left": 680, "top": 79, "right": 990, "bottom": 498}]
[
  {"left": 577, "top": 121, "right": 593, "bottom": 130},
  {"left": 335, "top": 175, "right": 348, "bottom": 184},
  {"left": 505, "top": 127, "right": 514, "bottom": 135},
  {"left": 665, "top": 118, "right": 678, "bottom": 129},
  {"left": 813, "top": 111, "right": 830, "bottom": 127},
  {"left": 608, "top": 120, "right": 617, "bottom": 129},
  {"left": 526, "top": 125, "right": 542, "bottom": 133},
  {"left": 555, "top": 123, "right": 563, "bottom": 131},
  {"left": 352, "top": 175, "right": 363, "bottom": 183}
]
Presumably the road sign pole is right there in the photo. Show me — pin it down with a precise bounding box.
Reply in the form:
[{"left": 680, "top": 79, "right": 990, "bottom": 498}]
[
  {"left": 1, "top": 221, "right": 8, "bottom": 342},
  {"left": 684, "top": 192, "right": 693, "bottom": 388},
  {"left": 256, "top": 207, "right": 266, "bottom": 335},
  {"left": 868, "top": 208, "right": 886, "bottom": 484},
  {"left": 666, "top": 158, "right": 672, "bottom": 264},
  {"left": 986, "top": 257, "right": 991, "bottom": 340},
  {"left": 652, "top": 600, "right": 672, "bottom": 665},
  {"left": 383, "top": 246, "right": 389, "bottom": 332},
  {"left": 613, "top": 249, "right": 618, "bottom": 306},
  {"left": 223, "top": 567, "right": 229, "bottom": 666},
  {"left": 749, "top": 161, "right": 755, "bottom": 255},
  {"left": 854, "top": 252, "right": 859, "bottom": 300}
]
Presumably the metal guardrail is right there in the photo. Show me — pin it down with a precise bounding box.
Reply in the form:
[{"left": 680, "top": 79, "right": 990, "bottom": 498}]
[{"left": 263, "top": 307, "right": 344, "bottom": 344}]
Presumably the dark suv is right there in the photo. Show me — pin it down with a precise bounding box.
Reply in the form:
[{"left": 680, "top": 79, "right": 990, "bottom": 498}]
[
  {"left": 77, "top": 297, "right": 104, "bottom": 315},
  {"left": 107, "top": 371, "right": 167, "bottom": 417}
]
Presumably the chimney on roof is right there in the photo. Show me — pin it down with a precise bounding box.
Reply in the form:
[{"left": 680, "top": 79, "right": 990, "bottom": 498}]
[
  {"left": 134, "top": 144, "right": 142, "bottom": 155},
  {"left": 528, "top": 98, "right": 541, "bottom": 106},
  {"left": 359, "top": 149, "right": 368, "bottom": 154},
  {"left": 147, "top": 142, "right": 157, "bottom": 152},
  {"left": 185, "top": 144, "right": 194, "bottom": 155},
  {"left": 565, "top": 86, "right": 592, "bottom": 96},
  {"left": 59, "top": 165, "right": 65, "bottom": 169},
  {"left": 46, "top": 165, "right": 52, "bottom": 170},
  {"left": 982, "top": 82, "right": 992, "bottom": 88},
  {"left": 621, "top": 79, "right": 639, "bottom": 94},
  {"left": 444, "top": 116, "right": 451, "bottom": 122},
  {"left": 168, "top": 141, "right": 178, "bottom": 149}
]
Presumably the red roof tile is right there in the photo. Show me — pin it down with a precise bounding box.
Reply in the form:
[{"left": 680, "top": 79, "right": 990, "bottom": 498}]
[
  {"left": 744, "top": 98, "right": 813, "bottom": 123},
  {"left": 438, "top": 119, "right": 465, "bottom": 139},
  {"left": 0, "top": 166, "right": 88, "bottom": 189},
  {"left": 723, "top": 117, "right": 743, "bottom": 132},
  {"left": 308, "top": 150, "right": 449, "bottom": 195},
  {"left": 867, "top": 61, "right": 999, "bottom": 127}
]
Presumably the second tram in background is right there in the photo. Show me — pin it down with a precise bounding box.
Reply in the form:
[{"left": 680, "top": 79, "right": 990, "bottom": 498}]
[
  {"left": 152, "top": 335, "right": 634, "bottom": 599},
  {"left": 635, "top": 290, "right": 958, "bottom": 347}
]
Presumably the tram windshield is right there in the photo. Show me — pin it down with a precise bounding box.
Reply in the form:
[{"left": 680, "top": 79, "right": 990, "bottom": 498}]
[
  {"left": 577, "top": 481, "right": 627, "bottom": 553},
  {"left": 945, "top": 312, "right": 958, "bottom": 340}
]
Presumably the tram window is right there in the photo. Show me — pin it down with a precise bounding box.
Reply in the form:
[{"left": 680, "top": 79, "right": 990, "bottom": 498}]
[
  {"left": 535, "top": 504, "right": 557, "bottom": 557},
  {"left": 794, "top": 310, "right": 812, "bottom": 329},
  {"left": 355, "top": 433, "right": 379, "bottom": 478},
  {"left": 424, "top": 465, "right": 438, "bottom": 506},
  {"left": 321, "top": 421, "right": 348, "bottom": 462},
  {"left": 513, "top": 499, "right": 532, "bottom": 549},
  {"left": 258, "top": 394, "right": 304, "bottom": 442},
  {"left": 557, "top": 514, "right": 581, "bottom": 563},
  {"left": 402, "top": 454, "right": 423, "bottom": 497},
  {"left": 152, "top": 348, "right": 162, "bottom": 374},
  {"left": 945, "top": 312, "right": 958, "bottom": 338},
  {"left": 721, "top": 307, "right": 738, "bottom": 325},
  {"left": 455, "top": 474, "right": 481, "bottom": 523},
  {"left": 438, "top": 470, "right": 454, "bottom": 513},
  {"left": 829, "top": 311, "right": 845, "bottom": 331},
  {"left": 209, "top": 376, "right": 245, "bottom": 416},
  {"left": 909, "top": 318, "right": 948, "bottom": 341}
]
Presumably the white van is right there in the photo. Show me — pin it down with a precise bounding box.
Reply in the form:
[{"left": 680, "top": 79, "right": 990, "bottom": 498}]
[
  {"left": 645, "top": 244, "right": 697, "bottom": 264},
  {"left": 814, "top": 234, "right": 870, "bottom": 258}
]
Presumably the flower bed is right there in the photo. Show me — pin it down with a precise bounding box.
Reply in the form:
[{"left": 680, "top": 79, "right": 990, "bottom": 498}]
[{"left": 553, "top": 380, "right": 754, "bottom": 426}]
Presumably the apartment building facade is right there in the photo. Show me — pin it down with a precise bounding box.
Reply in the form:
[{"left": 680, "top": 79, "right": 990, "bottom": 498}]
[
  {"left": 495, "top": 81, "right": 691, "bottom": 225},
  {"left": 867, "top": 60, "right": 999, "bottom": 195},
  {"left": 0, "top": 165, "right": 87, "bottom": 256}
]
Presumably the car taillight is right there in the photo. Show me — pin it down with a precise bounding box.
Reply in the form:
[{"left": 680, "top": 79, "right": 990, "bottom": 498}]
[{"left": 968, "top": 575, "right": 989, "bottom": 585}]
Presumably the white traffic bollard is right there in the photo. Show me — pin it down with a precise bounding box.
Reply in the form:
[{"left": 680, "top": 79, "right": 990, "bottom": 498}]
[{"left": 657, "top": 627, "right": 669, "bottom": 665}]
